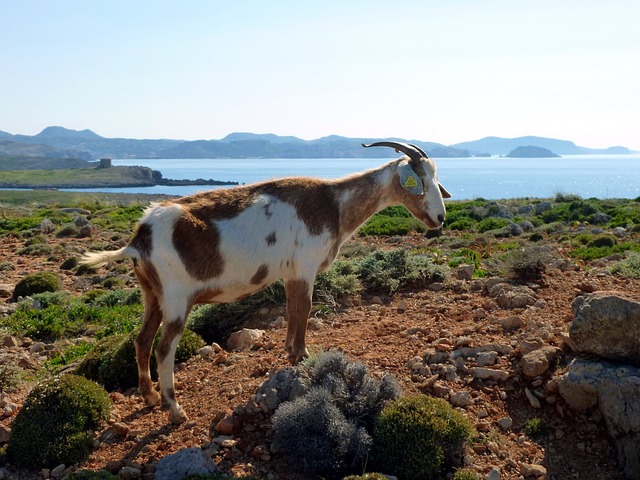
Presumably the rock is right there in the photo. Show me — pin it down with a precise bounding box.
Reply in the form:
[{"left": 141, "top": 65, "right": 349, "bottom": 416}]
[
  {"left": 489, "top": 284, "right": 536, "bottom": 309},
  {"left": 534, "top": 202, "right": 553, "bottom": 215},
  {"left": 2, "top": 336, "right": 19, "bottom": 347},
  {"left": 214, "top": 414, "right": 240, "bottom": 435},
  {"left": 50, "top": 464, "right": 66, "bottom": 478},
  {"left": 226, "top": 328, "right": 265, "bottom": 351},
  {"left": 498, "top": 417, "right": 513, "bottom": 431},
  {"left": 476, "top": 351, "right": 498, "bottom": 367},
  {"left": 570, "top": 292, "right": 640, "bottom": 366},
  {"left": 455, "top": 264, "right": 474, "bottom": 281},
  {"left": 450, "top": 391, "right": 472, "bottom": 408},
  {"left": 557, "top": 358, "right": 640, "bottom": 478},
  {"left": 520, "top": 346, "right": 561, "bottom": 378},
  {"left": 0, "top": 424, "right": 11, "bottom": 443},
  {"left": 470, "top": 367, "right": 510, "bottom": 382},
  {"left": 525, "top": 388, "right": 541, "bottom": 409},
  {"left": 520, "top": 220, "right": 535, "bottom": 232},
  {"left": 519, "top": 463, "right": 547, "bottom": 477},
  {"left": 492, "top": 315, "right": 523, "bottom": 331},
  {"left": 154, "top": 448, "right": 220, "bottom": 480},
  {"left": 486, "top": 467, "right": 501, "bottom": 480},
  {"left": 197, "top": 345, "right": 214, "bottom": 357},
  {"left": 119, "top": 466, "right": 142, "bottom": 479}
]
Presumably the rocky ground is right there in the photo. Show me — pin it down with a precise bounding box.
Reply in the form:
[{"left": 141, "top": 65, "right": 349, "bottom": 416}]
[{"left": 1, "top": 229, "right": 639, "bottom": 480}]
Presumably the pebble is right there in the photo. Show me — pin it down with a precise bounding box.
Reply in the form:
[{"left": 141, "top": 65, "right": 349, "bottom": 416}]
[
  {"left": 50, "top": 464, "right": 66, "bottom": 478},
  {"left": 486, "top": 467, "right": 501, "bottom": 480},
  {"left": 525, "top": 388, "right": 542, "bottom": 409},
  {"left": 450, "top": 391, "right": 472, "bottom": 408},
  {"left": 519, "top": 463, "right": 547, "bottom": 478},
  {"left": 498, "top": 416, "right": 513, "bottom": 430}
]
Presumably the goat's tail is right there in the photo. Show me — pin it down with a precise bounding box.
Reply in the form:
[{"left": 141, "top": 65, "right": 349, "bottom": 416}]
[{"left": 80, "top": 246, "right": 137, "bottom": 268}]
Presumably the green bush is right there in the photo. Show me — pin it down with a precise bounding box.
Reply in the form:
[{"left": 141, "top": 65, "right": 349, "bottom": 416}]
[
  {"left": 60, "top": 256, "right": 79, "bottom": 270},
  {"left": 452, "top": 470, "right": 483, "bottom": 480},
  {"left": 358, "top": 249, "right": 408, "bottom": 294},
  {"left": 315, "top": 259, "right": 363, "bottom": 301},
  {"left": 610, "top": 252, "right": 640, "bottom": 279},
  {"left": 586, "top": 234, "right": 617, "bottom": 248},
  {"left": 75, "top": 327, "right": 205, "bottom": 391},
  {"left": 6, "top": 375, "right": 111, "bottom": 468},
  {"left": 188, "top": 282, "right": 285, "bottom": 344},
  {"left": 372, "top": 395, "right": 474, "bottom": 480},
  {"left": 359, "top": 206, "right": 425, "bottom": 236},
  {"left": 477, "top": 217, "right": 511, "bottom": 233},
  {"left": 11, "top": 271, "right": 62, "bottom": 300}
]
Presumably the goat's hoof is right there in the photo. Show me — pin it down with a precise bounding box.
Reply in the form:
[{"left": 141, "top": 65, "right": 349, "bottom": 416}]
[
  {"left": 169, "top": 408, "right": 188, "bottom": 425},
  {"left": 142, "top": 389, "right": 161, "bottom": 408},
  {"left": 287, "top": 350, "right": 309, "bottom": 365}
]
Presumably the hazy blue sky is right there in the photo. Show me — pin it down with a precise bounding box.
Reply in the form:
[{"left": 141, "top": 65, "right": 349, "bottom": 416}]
[{"left": 2, "top": 1, "right": 639, "bottom": 149}]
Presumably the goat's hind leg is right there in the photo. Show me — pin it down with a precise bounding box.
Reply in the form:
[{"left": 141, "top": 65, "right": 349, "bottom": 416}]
[
  {"left": 156, "top": 318, "right": 188, "bottom": 424},
  {"left": 135, "top": 295, "right": 162, "bottom": 408}
]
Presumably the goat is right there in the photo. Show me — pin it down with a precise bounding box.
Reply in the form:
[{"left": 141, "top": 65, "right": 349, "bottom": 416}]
[{"left": 81, "top": 141, "right": 451, "bottom": 423}]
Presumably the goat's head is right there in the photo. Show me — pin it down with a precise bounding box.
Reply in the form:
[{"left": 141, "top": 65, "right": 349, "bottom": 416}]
[{"left": 362, "top": 141, "right": 451, "bottom": 229}]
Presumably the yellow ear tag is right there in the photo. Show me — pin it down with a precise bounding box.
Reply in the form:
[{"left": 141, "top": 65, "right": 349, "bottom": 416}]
[{"left": 404, "top": 176, "right": 418, "bottom": 188}]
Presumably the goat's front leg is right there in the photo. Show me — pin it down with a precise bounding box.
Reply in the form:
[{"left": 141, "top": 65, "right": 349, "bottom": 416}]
[
  {"left": 155, "top": 319, "right": 188, "bottom": 424},
  {"left": 284, "top": 278, "right": 313, "bottom": 363}
]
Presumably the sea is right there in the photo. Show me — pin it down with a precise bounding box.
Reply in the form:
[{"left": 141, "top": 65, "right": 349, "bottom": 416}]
[{"left": 61, "top": 155, "right": 640, "bottom": 200}]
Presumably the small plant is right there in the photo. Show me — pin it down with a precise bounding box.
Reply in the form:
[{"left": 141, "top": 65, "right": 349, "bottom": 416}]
[
  {"left": 6, "top": 374, "right": 111, "bottom": 468},
  {"left": 610, "top": 252, "right": 640, "bottom": 279},
  {"left": 524, "top": 417, "right": 547, "bottom": 439},
  {"left": 586, "top": 234, "right": 617, "bottom": 248},
  {"left": 0, "top": 363, "right": 23, "bottom": 392},
  {"left": 11, "top": 271, "right": 62, "bottom": 300},
  {"left": 60, "top": 256, "right": 79, "bottom": 270},
  {"left": 372, "top": 395, "right": 474, "bottom": 480},
  {"left": 502, "top": 246, "right": 552, "bottom": 283},
  {"left": 452, "top": 470, "right": 483, "bottom": 480}
]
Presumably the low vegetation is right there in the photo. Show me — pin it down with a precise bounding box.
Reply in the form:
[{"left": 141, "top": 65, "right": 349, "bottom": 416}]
[{"left": 0, "top": 191, "right": 639, "bottom": 476}]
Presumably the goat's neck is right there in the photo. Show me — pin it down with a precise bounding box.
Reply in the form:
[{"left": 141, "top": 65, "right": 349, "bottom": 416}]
[{"left": 334, "top": 163, "right": 398, "bottom": 243}]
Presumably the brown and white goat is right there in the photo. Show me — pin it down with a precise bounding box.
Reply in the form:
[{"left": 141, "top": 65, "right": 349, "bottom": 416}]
[{"left": 82, "top": 141, "right": 451, "bottom": 423}]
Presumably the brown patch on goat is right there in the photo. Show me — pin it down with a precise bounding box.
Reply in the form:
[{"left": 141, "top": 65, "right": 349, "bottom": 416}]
[
  {"left": 135, "top": 291, "right": 163, "bottom": 406},
  {"left": 266, "top": 232, "right": 277, "bottom": 246},
  {"left": 191, "top": 288, "right": 223, "bottom": 305},
  {"left": 251, "top": 264, "right": 269, "bottom": 285},
  {"left": 172, "top": 211, "right": 224, "bottom": 281},
  {"left": 130, "top": 223, "right": 153, "bottom": 258},
  {"left": 338, "top": 175, "right": 382, "bottom": 236}
]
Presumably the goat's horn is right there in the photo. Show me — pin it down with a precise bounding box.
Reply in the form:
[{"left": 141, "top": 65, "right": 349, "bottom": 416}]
[{"left": 361, "top": 141, "right": 426, "bottom": 162}]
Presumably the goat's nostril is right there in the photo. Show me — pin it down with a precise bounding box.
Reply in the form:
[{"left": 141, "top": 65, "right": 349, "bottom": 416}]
[{"left": 437, "top": 214, "right": 445, "bottom": 224}]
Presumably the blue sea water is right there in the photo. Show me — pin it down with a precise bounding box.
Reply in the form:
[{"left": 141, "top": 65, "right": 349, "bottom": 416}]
[{"left": 61, "top": 155, "right": 640, "bottom": 200}]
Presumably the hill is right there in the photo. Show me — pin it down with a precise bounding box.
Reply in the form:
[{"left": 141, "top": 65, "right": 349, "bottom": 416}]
[
  {"left": 0, "top": 127, "right": 633, "bottom": 160},
  {"left": 452, "top": 136, "right": 632, "bottom": 156},
  {"left": 505, "top": 146, "right": 560, "bottom": 158}
]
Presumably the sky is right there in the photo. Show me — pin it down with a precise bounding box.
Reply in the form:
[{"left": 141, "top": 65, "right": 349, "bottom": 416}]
[{"left": 2, "top": 1, "right": 639, "bottom": 150}]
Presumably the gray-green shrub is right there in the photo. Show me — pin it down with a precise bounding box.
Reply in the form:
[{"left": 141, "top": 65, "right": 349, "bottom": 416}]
[{"left": 11, "top": 271, "right": 61, "bottom": 300}]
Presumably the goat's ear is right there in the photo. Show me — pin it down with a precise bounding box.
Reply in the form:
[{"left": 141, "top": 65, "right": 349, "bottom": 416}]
[
  {"left": 439, "top": 183, "right": 452, "bottom": 198},
  {"left": 398, "top": 163, "right": 424, "bottom": 195}
]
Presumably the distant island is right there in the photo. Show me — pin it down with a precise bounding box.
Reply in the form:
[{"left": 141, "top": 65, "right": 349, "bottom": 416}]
[
  {"left": 505, "top": 146, "right": 560, "bottom": 158},
  {"left": 0, "top": 126, "right": 634, "bottom": 160},
  {"left": 0, "top": 162, "right": 238, "bottom": 189}
]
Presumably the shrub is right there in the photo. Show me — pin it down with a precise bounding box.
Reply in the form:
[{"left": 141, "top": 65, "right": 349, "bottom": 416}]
[
  {"left": 11, "top": 271, "right": 62, "bottom": 300},
  {"left": 188, "top": 282, "right": 285, "bottom": 344},
  {"left": 405, "top": 254, "right": 449, "bottom": 287},
  {"left": 358, "top": 249, "right": 407, "bottom": 294},
  {"left": 6, "top": 375, "right": 111, "bottom": 468},
  {"left": 502, "top": 246, "right": 552, "bottom": 283},
  {"left": 271, "top": 388, "right": 371, "bottom": 475},
  {"left": 315, "top": 259, "right": 363, "bottom": 301},
  {"left": 610, "top": 252, "right": 640, "bottom": 279},
  {"left": 0, "top": 363, "right": 23, "bottom": 391},
  {"left": 60, "top": 256, "right": 79, "bottom": 270},
  {"left": 271, "top": 351, "right": 400, "bottom": 477},
  {"left": 452, "top": 470, "right": 483, "bottom": 480},
  {"left": 586, "top": 234, "right": 617, "bottom": 248},
  {"left": 75, "top": 327, "right": 204, "bottom": 391},
  {"left": 372, "top": 395, "right": 474, "bottom": 480},
  {"left": 477, "top": 217, "right": 511, "bottom": 233}
]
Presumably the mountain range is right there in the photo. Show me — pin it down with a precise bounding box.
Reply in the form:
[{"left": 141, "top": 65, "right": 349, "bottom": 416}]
[{"left": 0, "top": 126, "right": 633, "bottom": 161}]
